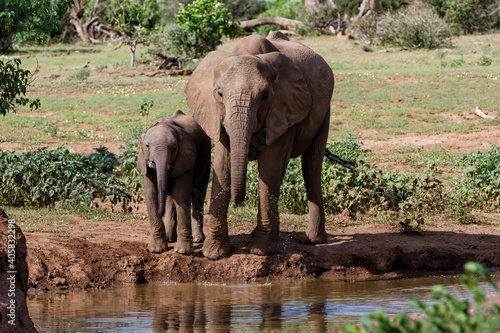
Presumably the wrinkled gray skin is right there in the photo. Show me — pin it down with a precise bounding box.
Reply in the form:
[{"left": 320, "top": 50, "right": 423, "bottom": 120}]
[
  {"left": 137, "top": 110, "right": 211, "bottom": 254},
  {"left": 185, "top": 32, "right": 334, "bottom": 259}
]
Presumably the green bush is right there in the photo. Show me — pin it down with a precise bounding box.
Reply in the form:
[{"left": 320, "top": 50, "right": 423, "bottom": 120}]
[
  {"left": 118, "top": 124, "right": 144, "bottom": 199},
  {"left": 299, "top": 3, "right": 338, "bottom": 35},
  {"left": 0, "top": 144, "right": 133, "bottom": 210},
  {"left": 438, "top": 0, "right": 500, "bottom": 35},
  {"left": 349, "top": 16, "right": 378, "bottom": 45},
  {"left": 245, "top": 135, "right": 446, "bottom": 217},
  {"left": 344, "top": 262, "right": 500, "bottom": 333},
  {"left": 70, "top": 67, "right": 91, "bottom": 81},
  {"left": 176, "top": 0, "right": 240, "bottom": 56},
  {"left": 149, "top": 24, "right": 204, "bottom": 58},
  {"left": 377, "top": 1, "right": 452, "bottom": 49},
  {"left": 455, "top": 145, "right": 500, "bottom": 208}
]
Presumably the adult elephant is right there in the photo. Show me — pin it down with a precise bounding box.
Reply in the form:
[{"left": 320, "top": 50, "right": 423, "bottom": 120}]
[{"left": 185, "top": 32, "right": 334, "bottom": 259}]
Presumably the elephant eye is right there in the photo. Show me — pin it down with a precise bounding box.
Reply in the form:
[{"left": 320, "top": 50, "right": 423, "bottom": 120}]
[
  {"left": 145, "top": 144, "right": 150, "bottom": 149},
  {"left": 262, "top": 91, "right": 269, "bottom": 101},
  {"left": 217, "top": 88, "right": 223, "bottom": 98}
]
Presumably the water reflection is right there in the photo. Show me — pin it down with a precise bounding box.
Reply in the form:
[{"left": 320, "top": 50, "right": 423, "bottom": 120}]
[{"left": 28, "top": 274, "right": 499, "bottom": 333}]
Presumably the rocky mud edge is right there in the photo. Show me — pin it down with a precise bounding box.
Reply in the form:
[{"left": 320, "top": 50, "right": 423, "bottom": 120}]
[{"left": 21, "top": 216, "right": 500, "bottom": 291}]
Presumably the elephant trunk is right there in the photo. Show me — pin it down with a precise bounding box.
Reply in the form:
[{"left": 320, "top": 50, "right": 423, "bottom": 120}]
[
  {"left": 227, "top": 103, "right": 255, "bottom": 205},
  {"left": 156, "top": 159, "right": 168, "bottom": 216}
]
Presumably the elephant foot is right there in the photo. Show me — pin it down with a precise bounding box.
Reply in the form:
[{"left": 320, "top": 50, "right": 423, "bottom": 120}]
[
  {"left": 202, "top": 237, "right": 232, "bottom": 260},
  {"left": 148, "top": 237, "right": 168, "bottom": 253},
  {"left": 248, "top": 235, "right": 279, "bottom": 256},
  {"left": 174, "top": 241, "right": 193, "bottom": 255},
  {"left": 193, "top": 231, "right": 205, "bottom": 244},
  {"left": 165, "top": 228, "right": 177, "bottom": 242},
  {"left": 302, "top": 228, "right": 327, "bottom": 245}
]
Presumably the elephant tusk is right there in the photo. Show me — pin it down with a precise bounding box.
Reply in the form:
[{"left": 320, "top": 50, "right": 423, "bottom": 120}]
[{"left": 147, "top": 160, "right": 155, "bottom": 168}]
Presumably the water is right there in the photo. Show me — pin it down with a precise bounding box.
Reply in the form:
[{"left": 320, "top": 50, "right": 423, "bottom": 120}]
[{"left": 28, "top": 274, "right": 499, "bottom": 332}]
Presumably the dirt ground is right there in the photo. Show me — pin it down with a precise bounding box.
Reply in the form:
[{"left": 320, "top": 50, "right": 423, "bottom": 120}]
[
  {"left": 24, "top": 214, "right": 500, "bottom": 291},
  {"left": 2, "top": 123, "right": 496, "bottom": 291}
]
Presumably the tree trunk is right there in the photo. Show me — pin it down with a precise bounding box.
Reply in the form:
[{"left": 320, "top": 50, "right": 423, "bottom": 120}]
[
  {"left": 69, "top": 0, "right": 102, "bottom": 44},
  {"left": 239, "top": 17, "right": 304, "bottom": 30},
  {"left": 356, "top": 0, "right": 379, "bottom": 19},
  {"left": 130, "top": 42, "right": 136, "bottom": 67},
  {"left": 69, "top": 17, "right": 91, "bottom": 44}
]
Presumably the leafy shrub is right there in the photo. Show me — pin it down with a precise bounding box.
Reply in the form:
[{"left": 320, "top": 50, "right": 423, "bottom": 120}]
[
  {"left": 149, "top": 24, "right": 203, "bottom": 58},
  {"left": 118, "top": 124, "right": 145, "bottom": 200},
  {"left": 399, "top": 215, "right": 425, "bottom": 235},
  {"left": 377, "top": 1, "right": 452, "bottom": 49},
  {"left": 440, "top": 55, "right": 493, "bottom": 67},
  {"left": 70, "top": 67, "right": 91, "bottom": 81},
  {"left": 299, "top": 3, "right": 338, "bottom": 35},
  {"left": 245, "top": 135, "right": 446, "bottom": 217},
  {"left": 348, "top": 16, "right": 378, "bottom": 45},
  {"left": 455, "top": 145, "right": 500, "bottom": 208},
  {"left": 176, "top": 0, "right": 240, "bottom": 56},
  {"left": 344, "top": 262, "right": 500, "bottom": 333},
  {"left": 474, "top": 55, "right": 493, "bottom": 66},
  {"left": 438, "top": 0, "right": 500, "bottom": 35},
  {"left": 0, "top": 144, "right": 133, "bottom": 210}
]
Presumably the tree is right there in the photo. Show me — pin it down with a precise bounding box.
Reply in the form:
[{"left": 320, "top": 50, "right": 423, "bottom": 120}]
[
  {"left": 176, "top": 0, "right": 240, "bottom": 55},
  {"left": 69, "top": 0, "right": 107, "bottom": 44},
  {"left": 355, "top": 0, "right": 379, "bottom": 19},
  {"left": 113, "top": 0, "right": 157, "bottom": 67},
  {"left": 0, "top": 59, "right": 41, "bottom": 116},
  {"left": 0, "top": 0, "right": 71, "bottom": 53},
  {"left": 0, "top": 0, "right": 67, "bottom": 115}
]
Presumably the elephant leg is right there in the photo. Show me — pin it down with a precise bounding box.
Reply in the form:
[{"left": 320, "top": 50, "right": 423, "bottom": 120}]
[
  {"left": 191, "top": 164, "right": 209, "bottom": 244},
  {"left": 202, "top": 141, "right": 232, "bottom": 260},
  {"left": 163, "top": 195, "right": 177, "bottom": 242},
  {"left": 173, "top": 174, "right": 194, "bottom": 255},
  {"left": 302, "top": 113, "right": 329, "bottom": 244},
  {"left": 248, "top": 129, "right": 295, "bottom": 255},
  {"left": 144, "top": 173, "right": 168, "bottom": 253}
]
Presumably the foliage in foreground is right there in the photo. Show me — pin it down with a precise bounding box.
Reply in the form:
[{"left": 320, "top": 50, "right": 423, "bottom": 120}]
[
  {"left": 0, "top": 144, "right": 134, "bottom": 211},
  {"left": 344, "top": 262, "right": 500, "bottom": 333}
]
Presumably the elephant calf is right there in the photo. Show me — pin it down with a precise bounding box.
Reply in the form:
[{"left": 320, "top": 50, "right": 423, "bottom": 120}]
[{"left": 137, "top": 110, "right": 211, "bottom": 254}]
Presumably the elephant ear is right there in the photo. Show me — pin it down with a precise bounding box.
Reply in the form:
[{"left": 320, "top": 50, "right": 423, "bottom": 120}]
[
  {"left": 185, "top": 51, "right": 231, "bottom": 142},
  {"left": 136, "top": 133, "right": 147, "bottom": 175},
  {"left": 171, "top": 127, "right": 197, "bottom": 178},
  {"left": 257, "top": 52, "right": 312, "bottom": 146}
]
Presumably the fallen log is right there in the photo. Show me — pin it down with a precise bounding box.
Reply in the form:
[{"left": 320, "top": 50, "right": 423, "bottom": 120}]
[
  {"left": 353, "top": 42, "right": 374, "bottom": 52},
  {"left": 239, "top": 17, "right": 304, "bottom": 30},
  {"left": 474, "top": 107, "right": 496, "bottom": 119},
  {"left": 154, "top": 53, "right": 183, "bottom": 70}
]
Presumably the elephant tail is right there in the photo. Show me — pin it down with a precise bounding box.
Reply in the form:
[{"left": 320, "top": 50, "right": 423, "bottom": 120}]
[{"left": 325, "top": 149, "right": 355, "bottom": 170}]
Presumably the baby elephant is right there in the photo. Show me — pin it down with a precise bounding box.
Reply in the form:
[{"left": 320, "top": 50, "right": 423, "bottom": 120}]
[{"left": 137, "top": 110, "right": 211, "bottom": 254}]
